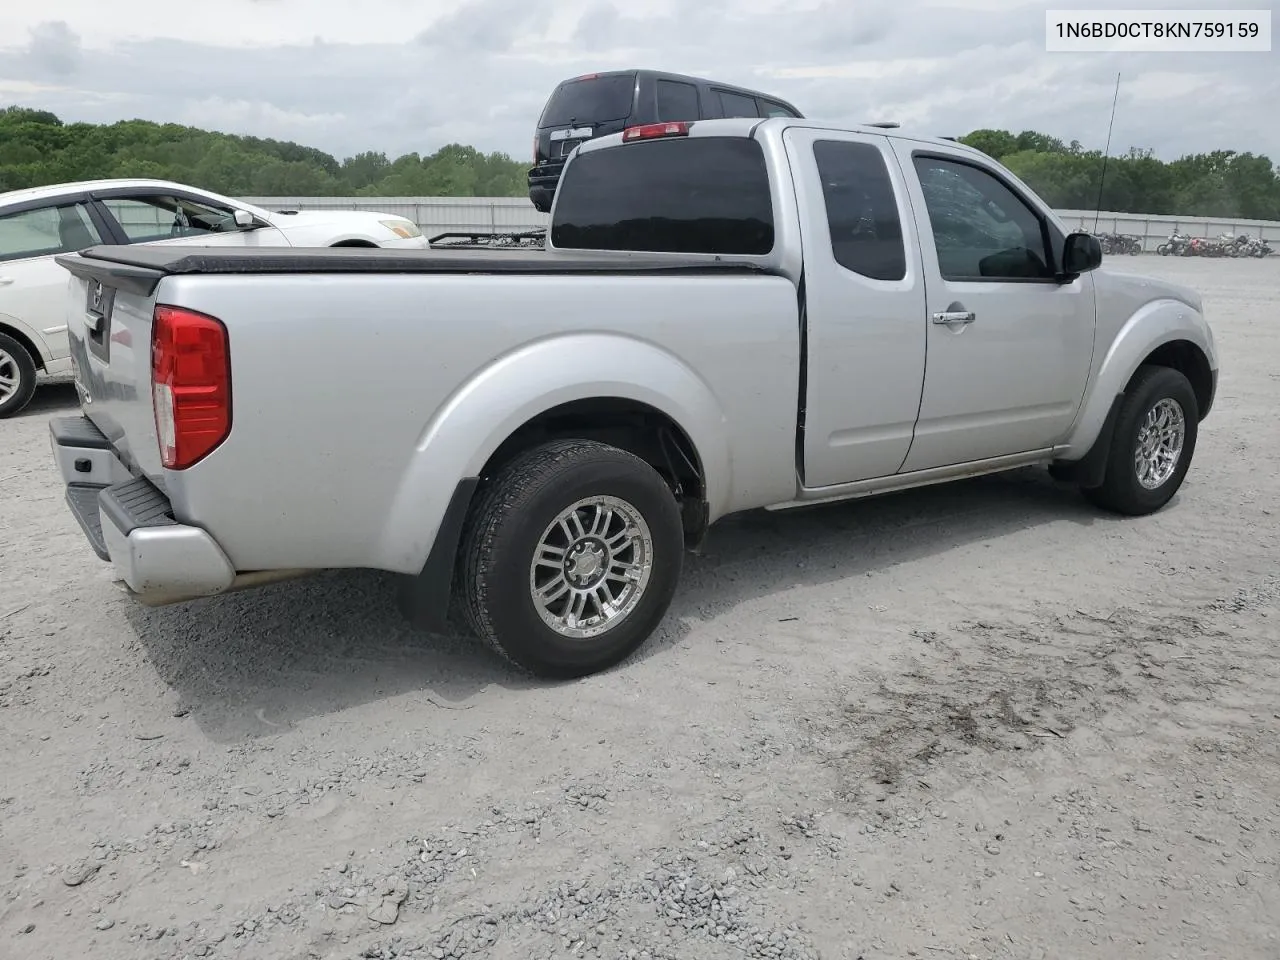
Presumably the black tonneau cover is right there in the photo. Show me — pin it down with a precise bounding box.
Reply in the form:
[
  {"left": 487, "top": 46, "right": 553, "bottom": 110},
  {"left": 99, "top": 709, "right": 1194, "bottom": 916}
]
[{"left": 56, "top": 244, "right": 772, "bottom": 297}]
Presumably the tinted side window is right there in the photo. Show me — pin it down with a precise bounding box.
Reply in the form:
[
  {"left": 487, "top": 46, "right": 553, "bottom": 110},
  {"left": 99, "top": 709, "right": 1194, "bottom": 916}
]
[
  {"left": 758, "top": 98, "right": 799, "bottom": 118},
  {"left": 655, "top": 80, "right": 700, "bottom": 121},
  {"left": 813, "top": 141, "right": 906, "bottom": 282},
  {"left": 0, "top": 203, "right": 102, "bottom": 263},
  {"left": 104, "top": 195, "right": 238, "bottom": 242},
  {"left": 716, "top": 90, "right": 758, "bottom": 118},
  {"left": 911, "top": 156, "right": 1053, "bottom": 280},
  {"left": 551, "top": 137, "right": 774, "bottom": 255}
]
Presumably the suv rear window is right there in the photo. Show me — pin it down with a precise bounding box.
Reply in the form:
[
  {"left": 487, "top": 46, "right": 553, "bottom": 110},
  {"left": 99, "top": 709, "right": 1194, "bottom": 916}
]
[
  {"left": 550, "top": 137, "right": 775, "bottom": 256},
  {"left": 539, "top": 75, "right": 636, "bottom": 127}
]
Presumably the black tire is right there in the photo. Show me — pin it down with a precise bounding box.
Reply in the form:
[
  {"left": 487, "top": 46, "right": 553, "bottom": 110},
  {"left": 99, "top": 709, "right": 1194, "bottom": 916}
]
[
  {"left": 458, "top": 439, "right": 684, "bottom": 679},
  {"left": 1156, "top": 244, "right": 1169, "bottom": 256},
  {"left": 1082, "top": 365, "right": 1199, "bottom": 516},
  {"left": 0, "top": 332, "right": 39, "bottom": 419}
]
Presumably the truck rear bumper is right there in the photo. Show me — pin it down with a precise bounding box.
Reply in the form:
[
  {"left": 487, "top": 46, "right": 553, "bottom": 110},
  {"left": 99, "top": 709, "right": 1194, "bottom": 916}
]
[{"left": 51, "top": 415, "right": 237, "bottom": 605}]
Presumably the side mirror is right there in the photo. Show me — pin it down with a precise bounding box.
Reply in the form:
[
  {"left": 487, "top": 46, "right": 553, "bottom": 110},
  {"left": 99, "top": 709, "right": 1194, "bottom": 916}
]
[
  {"left": 1062, "top": 231, "right": 1102, "bottom": 277},
  {"left": 233, "top": 209, "right": 256, "bottom": 230}
]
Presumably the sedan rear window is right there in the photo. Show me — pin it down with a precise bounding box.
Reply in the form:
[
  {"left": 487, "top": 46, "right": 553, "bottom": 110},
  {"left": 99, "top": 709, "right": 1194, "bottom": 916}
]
[
  {"left": 539, "top": 75, "right": 636, "bottom": 127},
  {"left": 550, "top": 137, "right": 774, "bottom": 256}
]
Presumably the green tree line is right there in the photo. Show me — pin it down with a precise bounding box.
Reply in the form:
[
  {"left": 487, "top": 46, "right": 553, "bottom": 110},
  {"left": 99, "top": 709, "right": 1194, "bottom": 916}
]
[
  {"left": 3, "top": 107, "right": 1278, "bottom": 220},
  {"left": 0, "top": 107, "right": 528, "bottom": 198},
  {"left": 961, "top": 129, "right": 1280, "bottom": 221}
]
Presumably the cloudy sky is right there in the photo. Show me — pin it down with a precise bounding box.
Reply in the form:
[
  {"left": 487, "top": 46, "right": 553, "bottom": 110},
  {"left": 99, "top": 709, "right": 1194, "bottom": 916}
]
[{"left": 1, "top": 0, "right": 1276, "bottom": 164}]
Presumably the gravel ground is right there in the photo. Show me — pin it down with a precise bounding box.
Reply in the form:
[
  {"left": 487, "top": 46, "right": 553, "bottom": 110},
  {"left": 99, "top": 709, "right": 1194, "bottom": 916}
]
[{"left": 2, "top": 256, "right": 1278, "bottom": 960}]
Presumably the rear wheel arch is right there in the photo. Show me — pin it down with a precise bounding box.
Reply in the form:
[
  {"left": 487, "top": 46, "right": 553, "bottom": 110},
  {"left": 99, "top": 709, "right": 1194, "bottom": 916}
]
[{"left": 477, "top": 397, "right": 709, "bottom": 545}]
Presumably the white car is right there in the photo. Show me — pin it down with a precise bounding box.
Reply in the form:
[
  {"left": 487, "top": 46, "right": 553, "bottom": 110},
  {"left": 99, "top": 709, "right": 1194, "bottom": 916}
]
[{"left": 0, "top": 178, "right": 429, "bottom": 417}]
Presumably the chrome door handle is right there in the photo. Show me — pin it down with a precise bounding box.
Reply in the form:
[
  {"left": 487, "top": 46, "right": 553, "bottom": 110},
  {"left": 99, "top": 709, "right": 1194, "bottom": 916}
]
[{"left": 932, "top": 310, "right": 975, "bottom": 326}]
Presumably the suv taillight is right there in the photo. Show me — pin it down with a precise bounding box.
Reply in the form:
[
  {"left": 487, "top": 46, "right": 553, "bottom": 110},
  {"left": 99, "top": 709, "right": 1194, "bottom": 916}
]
[{"left": 151, "top": 305, "right": 231, "bottom": 470}]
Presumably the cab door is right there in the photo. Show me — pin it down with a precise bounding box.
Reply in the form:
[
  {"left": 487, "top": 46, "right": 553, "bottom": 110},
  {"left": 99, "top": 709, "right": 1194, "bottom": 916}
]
[
  {"left": 783, "top": 127, "right": 928, "bottom": 488},
  {"left": 890, "top": 142, "right": 1096, "bottom": 471}
]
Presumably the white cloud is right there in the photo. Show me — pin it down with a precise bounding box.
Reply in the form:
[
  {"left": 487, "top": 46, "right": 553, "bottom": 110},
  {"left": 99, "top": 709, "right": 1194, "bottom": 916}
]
[{"left": 0, "top": 0, "right": 1276, "bottom": 165}]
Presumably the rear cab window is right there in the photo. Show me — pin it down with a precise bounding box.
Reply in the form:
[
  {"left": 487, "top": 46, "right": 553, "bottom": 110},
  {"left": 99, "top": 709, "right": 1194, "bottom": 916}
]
[
  {"left": 550, "top": 137, "right": 774, "bottom": 255},
  {"left": 539, "top": 74, "right": 636, "bottom": 128}
]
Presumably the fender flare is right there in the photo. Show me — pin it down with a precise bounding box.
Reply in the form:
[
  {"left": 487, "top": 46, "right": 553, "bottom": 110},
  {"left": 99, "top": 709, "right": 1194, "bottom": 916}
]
[
  {"left": 376, "top": 332, "right": 733, "bottom": 578},
  {"left": 1060, "top": 298, "right": 1215, "bottom": 462}
]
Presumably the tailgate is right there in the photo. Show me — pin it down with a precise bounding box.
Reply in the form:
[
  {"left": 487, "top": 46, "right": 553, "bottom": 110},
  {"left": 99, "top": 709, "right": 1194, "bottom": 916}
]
[{"left": 56, "top": 251, "right": 167, "bottom": 486}]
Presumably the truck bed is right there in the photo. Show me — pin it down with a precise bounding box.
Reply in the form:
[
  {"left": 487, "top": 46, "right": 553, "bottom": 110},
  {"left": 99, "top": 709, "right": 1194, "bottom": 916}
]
[{"left": 53, "top": 241, "right": 803, "bottom": 580}]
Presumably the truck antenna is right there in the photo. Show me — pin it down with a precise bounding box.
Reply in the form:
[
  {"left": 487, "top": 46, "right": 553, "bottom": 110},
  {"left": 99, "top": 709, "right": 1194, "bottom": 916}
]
[{"left": 1092, "top": 72, "right": 1121, "bottom": 233}]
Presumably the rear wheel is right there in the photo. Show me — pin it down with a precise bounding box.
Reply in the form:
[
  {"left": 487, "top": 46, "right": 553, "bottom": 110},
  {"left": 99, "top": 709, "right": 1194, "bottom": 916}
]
[
  {"left": 0, "top": 333, "right": 38, "bottom": 419},
  {"left": 1083, "top": 365, "right": 1199, "bottom": 516},
  {"left": 458, "top": 439, "right": 684, "bottom": 679}
]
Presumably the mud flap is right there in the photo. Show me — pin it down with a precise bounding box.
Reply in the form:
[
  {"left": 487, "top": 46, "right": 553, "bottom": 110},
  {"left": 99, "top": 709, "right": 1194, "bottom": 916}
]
[
  {"left": 1050, "top": 393, "right": 1123, "bottom": 490},
  {"left": 396, "top": 477, "right": 480, "bottom": 634}
]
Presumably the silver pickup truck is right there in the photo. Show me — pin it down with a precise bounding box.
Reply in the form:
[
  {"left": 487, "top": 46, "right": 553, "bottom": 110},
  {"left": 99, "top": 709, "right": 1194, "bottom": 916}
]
[{"left": 50, "top": 117, "right": 1218, "bottom": 679}]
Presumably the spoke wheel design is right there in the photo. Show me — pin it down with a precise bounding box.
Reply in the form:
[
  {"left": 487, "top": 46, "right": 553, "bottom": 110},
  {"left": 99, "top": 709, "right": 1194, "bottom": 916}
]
[
  {"left": 1134, "top": 397, "right": 1185, "bottom": 490},
  {"left": 529, "top": 495, "right": 654, "bottom": 639}
]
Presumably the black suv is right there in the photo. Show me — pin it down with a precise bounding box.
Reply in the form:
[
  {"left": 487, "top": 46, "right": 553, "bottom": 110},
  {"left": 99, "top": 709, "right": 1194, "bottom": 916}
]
[{"left": 527, "top": 68, "right": 803, "bottom": 213}]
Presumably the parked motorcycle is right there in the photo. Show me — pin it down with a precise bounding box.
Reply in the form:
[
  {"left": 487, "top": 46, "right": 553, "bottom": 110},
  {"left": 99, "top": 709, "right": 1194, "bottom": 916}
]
[
  {"left": 1095, "top": 232, "right": 1143, "bottom": 256},
  {"left": 1157, "top": 233, "right": 1191, "bottom": 256},
  {"left": 1232, "top": 234, "right": 1274, "bottom": 258}
]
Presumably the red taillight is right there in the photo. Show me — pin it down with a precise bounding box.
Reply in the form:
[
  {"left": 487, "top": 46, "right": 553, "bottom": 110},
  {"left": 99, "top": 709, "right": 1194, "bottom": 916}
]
[
  {"left": 151, "top": 304, "right": 231, "bottom": 470},
  {"left": 622, "top": 121, "right": 691, "bottom": 143}
]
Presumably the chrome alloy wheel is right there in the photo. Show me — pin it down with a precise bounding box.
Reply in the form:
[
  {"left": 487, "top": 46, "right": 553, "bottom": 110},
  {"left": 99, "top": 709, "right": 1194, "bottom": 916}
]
[
  {"left": 0, "top": 348, "right": 20, "bottom": 404},
  {"left": 1134, "top": 397, "right": 1186, "bottom": 490},
  {"left": 528, "top": 495, "right": 655, "bottom": 639}
]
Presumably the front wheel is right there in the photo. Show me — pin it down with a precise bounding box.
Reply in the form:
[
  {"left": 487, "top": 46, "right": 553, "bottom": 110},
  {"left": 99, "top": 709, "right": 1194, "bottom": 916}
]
[
  {"left": 0, "top": 333, "right": 38, "bottom": 419},
  {"left": 1083, "top": 365, "right": 1199, "bottom": 516},
  {"left": 458, "top": 439, "right": 685, "bottom": 679}
]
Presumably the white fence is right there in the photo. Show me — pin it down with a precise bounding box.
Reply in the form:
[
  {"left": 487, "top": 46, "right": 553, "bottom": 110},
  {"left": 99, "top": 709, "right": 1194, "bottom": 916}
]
[
  {"left": 1056, "top": 209, "right": 1280, "bottom": 252},
  {"left": 239, "top": 195, "right": 1280, "bottom": 253}
]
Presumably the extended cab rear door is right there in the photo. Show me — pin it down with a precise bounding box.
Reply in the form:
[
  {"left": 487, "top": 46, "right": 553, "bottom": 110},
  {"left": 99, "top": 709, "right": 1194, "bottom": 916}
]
[
  {"left": 782, "top": 127, "right": 928, "bottom": 487},
  {"left": 889, "top": 140, "right": 1096, "bottom": 471}
]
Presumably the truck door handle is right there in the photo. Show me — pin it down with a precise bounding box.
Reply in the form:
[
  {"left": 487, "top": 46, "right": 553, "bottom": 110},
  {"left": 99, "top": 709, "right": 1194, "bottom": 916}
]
[
  {"left": 932, "top": 310, "right": 975, "bottom": 326},
  {"left": 0, "top": 277, "right": 14, "bottom": 286}
]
